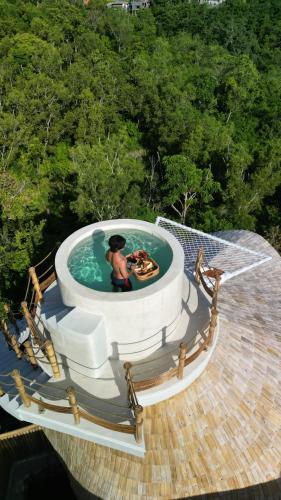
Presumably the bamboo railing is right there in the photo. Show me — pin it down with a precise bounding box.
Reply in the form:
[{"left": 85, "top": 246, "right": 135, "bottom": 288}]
[
  {"left": 124, "top": 362, "right": 144, "bottom": 443},
  {"left": 0, "top": 244, "right": 61, "bottom": 379},
  {"left": 0, "top": 369, "right": 140, "bottom": 441},
  {"left": 125, "top": 248, "right": 222, "bottom": 393},
  {"left": 0, "top": 245, "right": 146, "bottom": 443},
  {"left": 0, "top": 245, "right": 221, "bottom": 442},
  {"left": 0, "top": 304, "right": 60, "bottom": 379},
  {"left": 24, "top": 244, "right": 58, "bottom": 313}
]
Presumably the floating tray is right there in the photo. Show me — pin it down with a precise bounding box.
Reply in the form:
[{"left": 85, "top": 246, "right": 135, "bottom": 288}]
[{"left": 127, "top": 251, "right": 160, "bottom": 282}]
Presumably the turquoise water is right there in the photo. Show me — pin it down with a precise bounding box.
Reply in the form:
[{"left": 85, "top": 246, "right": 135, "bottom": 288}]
[{"left": 68, "top": 229, "right": 173, "bottom": 292}]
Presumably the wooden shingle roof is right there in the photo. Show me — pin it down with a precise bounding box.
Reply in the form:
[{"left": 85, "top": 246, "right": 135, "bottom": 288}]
[{"left": 43, "top": 230, "right": 281, "bottom": 499}]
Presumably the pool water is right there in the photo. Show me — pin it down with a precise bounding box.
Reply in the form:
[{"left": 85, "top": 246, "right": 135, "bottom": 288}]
[{"left": 68, "top": 229, "right": 173, "bottom": 292}]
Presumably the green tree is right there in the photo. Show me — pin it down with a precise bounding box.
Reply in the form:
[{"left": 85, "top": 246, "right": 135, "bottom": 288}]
[
  {"left": 163, "top": 154, "right": 219, "bottom": 224},
  {"left": 71, "top": 129, "right": 145, "bottom": 221}
]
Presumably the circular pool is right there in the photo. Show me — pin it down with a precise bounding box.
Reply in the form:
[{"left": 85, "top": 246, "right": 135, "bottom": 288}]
[
  {"left": 55, "top": 219, "right": 185, "bottom": 363},
  {"left": 68, "top": 228, "right": 173, "bottom": 292}
]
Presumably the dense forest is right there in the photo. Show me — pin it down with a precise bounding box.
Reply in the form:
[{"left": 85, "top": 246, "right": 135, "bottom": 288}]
[{"left": 0, "top": 0, "right": 281, "bottom": 309}]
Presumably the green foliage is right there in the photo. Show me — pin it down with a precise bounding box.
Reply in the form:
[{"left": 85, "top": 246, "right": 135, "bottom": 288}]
[
  {"left": 1, "top": 0, "right": 281, "bottom": 306},
  {"left": 163, "top": 154, "right": 220, "bottom": 224},
  {"left": 71, "top": 129, "right": 144, "bottom": 221}
]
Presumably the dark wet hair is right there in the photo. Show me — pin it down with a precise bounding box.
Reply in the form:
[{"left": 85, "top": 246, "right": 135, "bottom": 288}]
[{"left": 108, "top": 235, "right": 126, "bottom": 253}]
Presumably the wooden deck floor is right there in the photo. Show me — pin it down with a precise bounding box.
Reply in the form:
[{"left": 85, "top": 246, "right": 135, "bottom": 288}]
[{"left": 44, "top": 230, "right": 281, "bottom": 499}]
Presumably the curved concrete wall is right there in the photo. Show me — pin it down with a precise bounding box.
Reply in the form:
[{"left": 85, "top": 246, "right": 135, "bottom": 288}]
[{"left": 55, "top": 219, "right": 185, "bottom": 360}]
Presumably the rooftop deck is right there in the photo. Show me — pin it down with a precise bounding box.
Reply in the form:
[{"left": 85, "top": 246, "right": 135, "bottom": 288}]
[
  {"left": 44, "top": 230, "right": 281, "bottom": 498},
  {"left": 1, "top": 226, "right": 280, "bottom": 497}
]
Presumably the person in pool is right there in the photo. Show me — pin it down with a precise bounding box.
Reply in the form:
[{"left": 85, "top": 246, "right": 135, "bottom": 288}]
[{"left": 105, "top": 235, "right": 135, "bottom": 292}]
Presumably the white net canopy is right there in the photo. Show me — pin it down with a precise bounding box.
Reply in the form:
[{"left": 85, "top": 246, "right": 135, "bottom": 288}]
[{"left": 156, "top": 217, "right": 271, "bottom": 282}]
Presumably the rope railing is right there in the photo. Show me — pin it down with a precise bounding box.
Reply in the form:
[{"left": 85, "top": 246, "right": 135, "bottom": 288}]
[
  {"left": 24, "top": 275, "right": 32, "bottom": 302},
  {"left": 17, "top": 374, "right": 135, "bottom": 415},
  {"left": 1, "top": 368, "right": 137, "bottom": 418},
  {"left": 33, "top": 244, "right": 59, "bottom": 269},
  {"left": 124, "top": 362, "right": 144, "bottom": 443},
  {"left": 21, "top": 244, "right": 59, "bottom": 316},
  {"left": 124, "top": 248, "right": 221, "bottom": 393},
  {"left": 1, "top": 369, "right": 140, "bottom": 441},
  {"left": 1, "top": 304, "right": 60, "bottom": 378},
  {"left": 37, "top": 263, "right": 55, "bottom": 281},
  {"left": 1, "top": 244, "right": 221, "bottom": 443}
]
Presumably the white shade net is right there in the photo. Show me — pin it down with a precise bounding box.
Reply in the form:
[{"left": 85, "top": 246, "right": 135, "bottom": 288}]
[{"left": 156, "top": 217, "right": 271, "bottom": 282}]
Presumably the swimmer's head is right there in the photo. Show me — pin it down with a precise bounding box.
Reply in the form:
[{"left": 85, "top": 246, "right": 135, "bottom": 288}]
[{"left": 108, "top": 235, "right": 126, "bottom": 253}]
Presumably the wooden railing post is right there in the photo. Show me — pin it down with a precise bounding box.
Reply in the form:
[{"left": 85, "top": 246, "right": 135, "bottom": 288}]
[
  {"left": 11, "top": 335, "right": 22, "bottom": 359},
  {"left": 28, "top": 267, "right": 43, "bottom": 302},
  {"left": 23, "top": 340, "right": 38, "bottom": 368},
  {"left": 4, "top": 303, "right": 19, "bottom": 335},
  {"left": 124, "top": 362, "right": 133, "bottom": 404},
  {"left": 177, "top": 342, "right": 187, "bottom": 380},
  {"left": 214, "top": 275, "right": 221, "bottom": 294},
  {"left": 195, "top": 248, "right": 204, "bottom": 284},
  {"left": 205, "top": 308, "right": 218, "bottom": 350},
  {"left": 1, "top": 319, "right": 11, "bottom": 347},
  {"left": 21, "top": 300, "right": 34, "bottom": 335},
  {"left": 134, "top": 404, "right": 143, "bottom": 443},
  {"left": 45, "top": 340, "right": 61, "bottom": 379},
  {"left": 21, "top": 301, "right": 40, "bottom": 344},
  {"left": 11, "top": 369, "right": 30, "bottom": 407},
  {"left": 67, "top": 386, "right": 80, "bottom": 424}
]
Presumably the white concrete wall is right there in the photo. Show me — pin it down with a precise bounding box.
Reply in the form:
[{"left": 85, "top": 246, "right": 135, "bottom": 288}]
[{"left": 55, "top": 220, "right": 185, "bottom": 362}]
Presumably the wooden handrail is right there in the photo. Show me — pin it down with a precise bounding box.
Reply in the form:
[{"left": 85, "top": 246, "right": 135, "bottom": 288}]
[
  {"left": 40, "top": 271, "right": 56, "bottom": 292},
  {"left": 28, "top": 393, "right": 136, "bottom": 436},
  {"left": 1, "top": 319, "right": 11, "bottom": 346},
  {"left": 4, "top": 303, "right": 20, "bottom": 335},
  {"left": 195, "top": 247, "right": 204, "bottom": 284},
  {"left": 28, "top": 395, "right": 72, "bottom": 414},
  {"left": 67, "top": 387, "right": 80, "bottom": 424},
  {"left": 45, "top": 340, "right": 61, "bottom": 379},
  {"left": 12, "top": 369, "right": 30, "bottom": 407},
  {"left": 130, "top": 255, "right": 222, "bottom": 393},
  {"left": 177, "top": 342, "right": 187, "bottom": 379},
  {"left": 198, "top": 268, "right": 214, "bottom": 297},
  {"left": 21, "top": 301, "right": 40, "bottom": 343},
  {"left": 124, "top": 362, "right": 144, "bottom": 442},
  {"left": 11, "top": 335, "right": 22, "bottom": 360},
  {"left": 23, "top": 339, "right": 38, "bottom": 368},
  {"left": 28, "top": 267, "right": 43, "bottom": 302},
  {"left": 134, "top": 404, "right": 143, "bottom": 443},
  {"left": 79, "top": 409, "right": 135, "bottom": 435}
]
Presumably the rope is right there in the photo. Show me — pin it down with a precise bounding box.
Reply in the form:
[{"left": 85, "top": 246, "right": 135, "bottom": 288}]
[
  {"left": 32, "top": 341, "right": 48, "bottom": 355},
  {"left": 37, "top": 263, "right": 54, "bottom": 281},
  {"left": 19, "top": 381, "right": 131, "bottom": 418},
  {"left": 70, "top": 387, "right": 130, "bottom": 409},
  {"left": 19, "top": 372, "right": 131, "bottom": 410},
  {"left": 76, "top": 401, "right": 131, "bottom": 419},
  {"left": 34, "top": 245, "right": 58, "bottom": 269},
  {"left": 24, "top": 275, "right": 31, "bottom": 302},
  {"left": 20, "top": 374, "right": 45, "bottom": 384},
  {"left": 28, "top": 289, "right": 35, "bottom": 311},
  {"left": 22, "top": 376, "right": 131, "bottom": 410},
  {"left": 127, "top": 337, "right": 196, "bottom": 368},
  {"left": 22, "top": 384, "right": 67, "bottom": 400}
]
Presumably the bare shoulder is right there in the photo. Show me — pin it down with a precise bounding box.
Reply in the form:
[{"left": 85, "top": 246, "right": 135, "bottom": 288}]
[{"left": 105, "top": 249, "right": 112, "bottom": 262}]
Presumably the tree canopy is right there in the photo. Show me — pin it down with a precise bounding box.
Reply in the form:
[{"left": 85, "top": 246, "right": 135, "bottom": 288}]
[{"left": 0, "top": 0, "right": 281, "bottom": 308}]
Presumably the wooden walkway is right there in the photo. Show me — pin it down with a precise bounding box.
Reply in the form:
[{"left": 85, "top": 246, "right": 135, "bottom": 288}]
[{"left": 44, "top": 230, "right": 281, "bottom": 499}]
